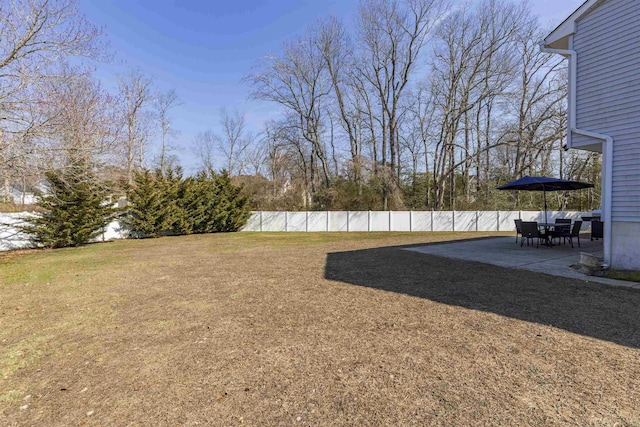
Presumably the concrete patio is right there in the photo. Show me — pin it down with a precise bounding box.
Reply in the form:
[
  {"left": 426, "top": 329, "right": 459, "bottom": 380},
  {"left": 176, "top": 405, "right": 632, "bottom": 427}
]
[{"left": 405, "top": 234, "right": 640, "bottom": 289}]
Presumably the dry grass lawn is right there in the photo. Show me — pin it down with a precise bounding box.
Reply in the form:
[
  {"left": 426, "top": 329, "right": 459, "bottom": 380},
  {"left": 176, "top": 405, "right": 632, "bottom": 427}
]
[{"left": 1, "top": 232, "right": 639, "bottom": 426}]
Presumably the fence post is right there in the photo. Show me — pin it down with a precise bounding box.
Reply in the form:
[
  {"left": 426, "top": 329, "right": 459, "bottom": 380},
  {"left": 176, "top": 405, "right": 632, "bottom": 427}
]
[
  {"left": 368, "top": 210, "right": 371, "bottom": 232},
  {"left": 326, "top": 211, "right": 330, "bottom": 232},
  {"left": 476, "top": 211, "right": 479, "bottom": 232},
  {"left": 305, "top": 211, "right": 309, "bottom": 232},
  {"left": 497, "top": 211, "right": 500, "bottom": 231},
  {"left": 260, "top": 211, "right": 263, "bottom": 232},
  {"left": 347, "top": 211, "right": 350, "bottom": 232},
  {"left": 284, "top": 211, "right": 288, "bottom": 232},
  {"left": 389, "top": 210, "right": 392, "bottom": 231},
  {"left": 452, "top": 211, "right": 456, "bottom": 232},
  {"left": 410, "top": 211, "right": 413, "bottom": 232},
  {"left": 431, "top": 210, "right": 434, "bottom": 232}
]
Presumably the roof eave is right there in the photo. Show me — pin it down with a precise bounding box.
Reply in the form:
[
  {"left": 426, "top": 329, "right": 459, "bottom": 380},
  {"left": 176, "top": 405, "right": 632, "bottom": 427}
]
[
  {"left": 542, "top": 0, "right": 601, "bottom": 49},
  {"left": 544, "top": 34, "right": 571, "bottom": 50}
]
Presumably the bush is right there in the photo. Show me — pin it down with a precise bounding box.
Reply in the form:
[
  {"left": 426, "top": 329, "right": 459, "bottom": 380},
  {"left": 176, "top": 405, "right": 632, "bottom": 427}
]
[
  {"left": 124, "top": 168, "right": 251, "bottom": 237},
  {"left": 208, "top": 171, "right": 251, "bottom": 232},
  {"left": 21, "top": 157, "right": 116, "bottom": 248},
  {"left": 123, "top": 168, "right": 184, "bottom": 238}
]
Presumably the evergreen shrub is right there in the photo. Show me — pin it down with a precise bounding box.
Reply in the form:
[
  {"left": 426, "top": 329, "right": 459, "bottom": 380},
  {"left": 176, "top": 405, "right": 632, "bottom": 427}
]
[{"left": 21, "top": 157, "right": 116, "bottom": 248}]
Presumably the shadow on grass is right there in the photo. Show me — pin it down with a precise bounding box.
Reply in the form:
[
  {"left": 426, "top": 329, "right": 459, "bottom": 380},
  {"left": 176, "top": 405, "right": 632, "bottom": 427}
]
[{"left": 324, "top": 243, "right": 640, "bottom": 349}]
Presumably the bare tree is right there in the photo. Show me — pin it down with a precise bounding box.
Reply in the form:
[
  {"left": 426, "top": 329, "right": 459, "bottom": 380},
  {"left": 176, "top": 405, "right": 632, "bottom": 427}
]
[
  {"left": 0, "top": 0, "right": 106, "bottom": 199},
  {"left": 192, "top": 108, "right": 254, "bottom": 176},
  {"left": 429, "top": 0, "right": 531, "bottom": 209},
  {"left": 117, "top": 69, "right": 153, "bottom": 184},
  {"left": 356, "top": 0, "right": 449, "bottom": 208},
  {"left": 314, "top": 16, "right": 364, "bottom": 184},
  {"left": 406, "top": 83, "right": 439, "bottom": 207},
  {"left": 193, "top": 129, "right": 216, "bottom": 173},
  {"left": 247, "top": 32, "right": 333, "bottom": 202},
  {"left": 41, "top": 65, "right": 118, "bottom": 164},
  {"left": 242, "top": 139, "right": 267, "bottom": 176},
  {"left": 503, "top": 20, "right": 567, "bottom": 180},
  {"left": 154, "top": 89, "right": 182, "bottom": 175},
  {"left": 215, "top": 108, "right": 253, "bottom": 176}
]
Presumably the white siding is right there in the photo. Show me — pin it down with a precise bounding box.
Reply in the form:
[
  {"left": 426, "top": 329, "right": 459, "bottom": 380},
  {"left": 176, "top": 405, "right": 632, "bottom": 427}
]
[{"left": 573, "top": 0, "right": 640, "bottom": 223}]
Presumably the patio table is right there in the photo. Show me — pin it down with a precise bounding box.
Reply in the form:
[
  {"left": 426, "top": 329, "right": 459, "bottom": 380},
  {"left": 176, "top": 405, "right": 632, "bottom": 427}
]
[
  {"left": 538, "top": 222, "right": 572, "bottom": 247},
  {"left": 537, "top": 223, "right": 561, "bottom": 247}
]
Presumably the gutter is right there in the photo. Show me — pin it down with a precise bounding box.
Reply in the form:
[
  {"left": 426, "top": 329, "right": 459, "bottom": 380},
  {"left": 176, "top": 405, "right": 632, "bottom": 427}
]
[{"left": 539, "top": 44, "right": 613, "bottom": 268}]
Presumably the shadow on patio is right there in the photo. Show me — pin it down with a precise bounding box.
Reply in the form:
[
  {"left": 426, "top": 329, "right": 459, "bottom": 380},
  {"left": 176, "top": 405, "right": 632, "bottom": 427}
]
[{"left": 324, "top": 241, "right": 640, "bottom": 349}]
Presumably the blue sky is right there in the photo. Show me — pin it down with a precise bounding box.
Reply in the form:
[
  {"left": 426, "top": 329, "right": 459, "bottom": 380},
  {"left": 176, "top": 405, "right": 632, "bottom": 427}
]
[{"left": 79, "top": 0, "right": 585, "bottom": 172}]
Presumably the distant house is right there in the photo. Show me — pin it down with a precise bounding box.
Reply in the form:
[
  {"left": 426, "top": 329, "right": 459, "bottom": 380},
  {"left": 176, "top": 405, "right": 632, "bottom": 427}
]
[{"left": 541, "top": 0, "right": 640, "bottom": 271}]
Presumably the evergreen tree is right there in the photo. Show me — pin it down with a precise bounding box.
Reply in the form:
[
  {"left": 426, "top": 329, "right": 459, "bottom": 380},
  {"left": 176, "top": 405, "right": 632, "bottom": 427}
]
[
  {"left": 210, "top": 170, "right": 251, "bottom": 232},
  {"left": 124, "top": 168, "right": 184, "bottom": 237},
  {"left": 156, "top": 166, "right": 185, "bottom": 234},
  {"left": 123, "top": 168, "right": 251, "bottom": 237},
  {"left": 177, "top": 172, "right": 216, "bottom": 234},
  {"left": 122, "top": 169, "right": 162, "bottom": 238},
  {"left": 22, "top": 157, "right": 115, "bottom": 248}
]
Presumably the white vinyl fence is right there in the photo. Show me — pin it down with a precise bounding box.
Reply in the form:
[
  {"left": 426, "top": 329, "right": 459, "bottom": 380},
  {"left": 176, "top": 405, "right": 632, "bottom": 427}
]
[
  {"left": 0, "top": 212, "right": 128, "bottom": 252},
  {"left": 1, "top": 210, "right": 593, "bottom": 251},
  {"left": 242, "top": 211, "right": 593, "bottom": 233}
]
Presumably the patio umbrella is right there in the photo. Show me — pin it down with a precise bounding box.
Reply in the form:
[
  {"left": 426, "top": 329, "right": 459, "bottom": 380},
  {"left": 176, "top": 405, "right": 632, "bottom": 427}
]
[{"left": 496, "top": 176, "right": 594, "bottom": 223}]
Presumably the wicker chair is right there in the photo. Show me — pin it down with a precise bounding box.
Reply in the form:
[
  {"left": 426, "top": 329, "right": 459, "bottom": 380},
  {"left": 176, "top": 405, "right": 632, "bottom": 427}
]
[
  {"left": 520, "top": 221, "right": 543, "bottom": 247},
  {"left": 514, "top": 219, "right": 523, "bottom": 244},
  {"left": 551, "top": 218, "right": 572, "bottom": 245},
  {"left": 556, "top": 221, "right": 583, "bottom": 248}
]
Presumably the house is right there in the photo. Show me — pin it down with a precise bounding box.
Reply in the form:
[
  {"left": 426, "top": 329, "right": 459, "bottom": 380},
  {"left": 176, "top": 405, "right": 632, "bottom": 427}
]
[{"left": 541, "top": 0, "right": 640, "bottom": 271}]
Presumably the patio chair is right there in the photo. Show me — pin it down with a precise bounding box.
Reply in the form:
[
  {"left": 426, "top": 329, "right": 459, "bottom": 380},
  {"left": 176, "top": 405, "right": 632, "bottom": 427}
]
[
  {"left": 556, "top": 220, "right": 583, "bottom": 248},
  {"left": 514, "top": 219, "right": 523, "bottom": 244},
  {"left": 520, "top": 221, "right": 543, "bottom": 247},
  {"left": 551, "top": 218, "right": 572, "bottom": 245},
  {"left": 591, "top": 219, "right": 603, "bottom": 241}
]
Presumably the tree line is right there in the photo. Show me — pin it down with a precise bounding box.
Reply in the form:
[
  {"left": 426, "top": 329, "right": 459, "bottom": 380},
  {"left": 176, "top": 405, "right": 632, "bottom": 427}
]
[
  {"left": 240, "top": 0, "right": 601, "bottom": 212},
  {"left": 0, "top": 0, "right": 602, "bottom": 215}
]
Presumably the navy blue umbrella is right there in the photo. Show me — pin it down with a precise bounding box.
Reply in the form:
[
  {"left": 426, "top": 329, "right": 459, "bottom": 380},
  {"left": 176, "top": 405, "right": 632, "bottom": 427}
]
[{"left": 496, "top": 176, "right": 594, "bottom": 223}]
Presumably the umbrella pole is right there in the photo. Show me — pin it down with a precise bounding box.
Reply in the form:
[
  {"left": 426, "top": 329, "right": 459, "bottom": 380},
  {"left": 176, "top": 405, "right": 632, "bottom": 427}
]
[{"left": 543, "top": 189, "right": 548, "bottom": 223}]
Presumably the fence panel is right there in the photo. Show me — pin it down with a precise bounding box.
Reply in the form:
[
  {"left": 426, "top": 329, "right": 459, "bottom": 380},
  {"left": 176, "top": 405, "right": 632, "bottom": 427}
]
[
  {"left": 499, "top": 211, "right": 521, "bottom": 231},
  {"left": 308, "top": 212, "right": 328, "bottom": 232},
  {"left": 0, "top": 213, "right": 33, "bottom": 251},
  {"left": 411, "top": 211, "right": 432, "bottom": 231},
  {"left": 243, "top": 212, "right": 262, "bottom": 231},
  {"left": 349, "top": 211, "right": 369, "bottom": 232},
  {"left": 285, "top": 212, "right": 306, "bottom": 232},
  {"left": 391, "top": 211, "right": 411, "bottom": 231},
  {"left": 519, "top": 211, "right": 540, "bottom": 222},
  {"left": 454, "top": 211, "right": 476, "bottom": 232},
  {"left": 328, "top": 211, "right": 348, "bottom": 232},
  {"left": 477, "top": 211, "right": 498, "bottom": 231},
  {"left": 262, "top": 211, "right": 286, "bottom": 232},
  {"left": 369, "top": 211, "right": 389, "bottom": 231},
  {"left": 432, "top": 211, "right": 454, "bottom": 231}
]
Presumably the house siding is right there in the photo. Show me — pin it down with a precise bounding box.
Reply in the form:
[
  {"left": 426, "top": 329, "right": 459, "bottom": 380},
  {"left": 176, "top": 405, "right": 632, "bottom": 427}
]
[{"left": 572, "top": 0, "right": 640, "bottom": 223}]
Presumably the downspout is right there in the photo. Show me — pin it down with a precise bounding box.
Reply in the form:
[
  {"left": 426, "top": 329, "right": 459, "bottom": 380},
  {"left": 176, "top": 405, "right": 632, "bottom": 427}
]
[{"left": 540, "top": 44, "right": 613, "bottom": 268}]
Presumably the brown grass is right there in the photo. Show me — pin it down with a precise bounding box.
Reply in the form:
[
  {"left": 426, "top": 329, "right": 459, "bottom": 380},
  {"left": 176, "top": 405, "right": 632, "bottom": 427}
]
[{"left": 1, "top": 232, "right": 639, "bottom": 426}]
